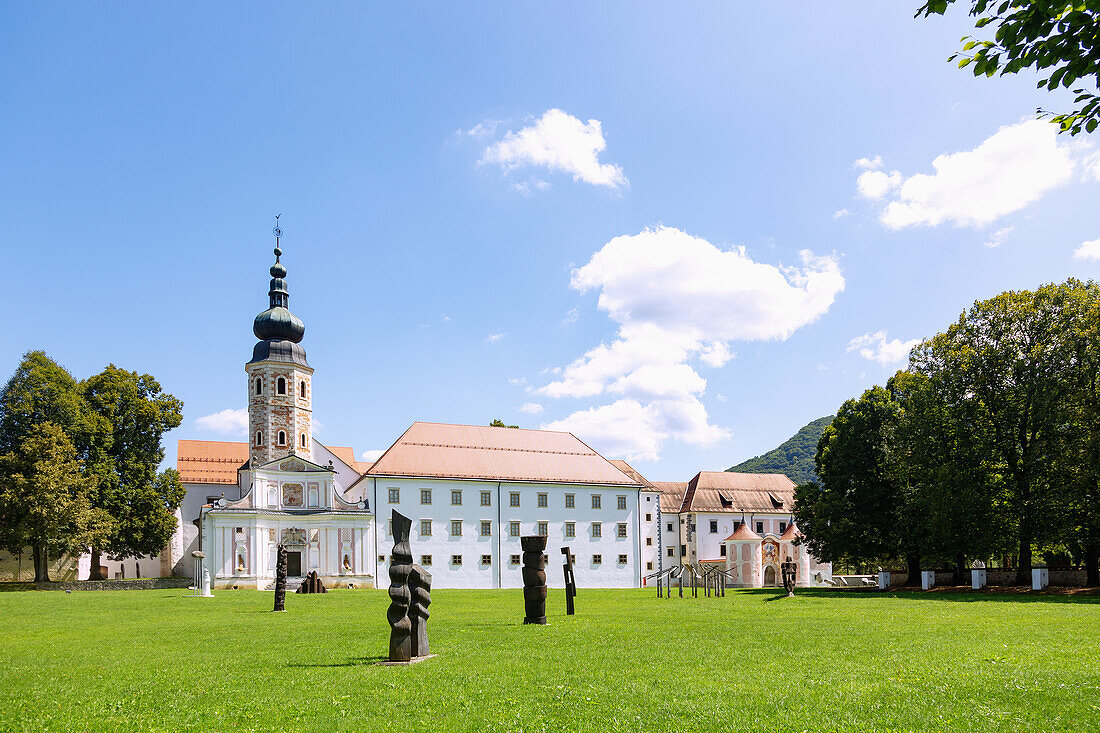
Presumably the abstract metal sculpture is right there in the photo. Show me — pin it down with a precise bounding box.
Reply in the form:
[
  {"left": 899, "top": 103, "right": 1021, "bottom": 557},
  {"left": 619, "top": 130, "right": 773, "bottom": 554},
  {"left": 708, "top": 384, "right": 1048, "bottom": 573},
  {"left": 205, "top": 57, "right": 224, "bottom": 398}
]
[
  {"left": 561, "top": 546, "right": 576, "bottom": 615},
  {"left": 409, "top": 564, "right": 432, "bottom": 657},
  {"left": 273, "top": 545, "right": 287, "bottom": 612},
  {"left": 521, "top": 535, "right": 548, "bottom": 625},
  {"left": 387, "top": 510, "right": 415, "bottom": 661},
  {"left": 296, "top": 570, "right": 327, "bottom": 594},
  {"left": 781, "top": 556, "right": 797, "bottom": 597}
]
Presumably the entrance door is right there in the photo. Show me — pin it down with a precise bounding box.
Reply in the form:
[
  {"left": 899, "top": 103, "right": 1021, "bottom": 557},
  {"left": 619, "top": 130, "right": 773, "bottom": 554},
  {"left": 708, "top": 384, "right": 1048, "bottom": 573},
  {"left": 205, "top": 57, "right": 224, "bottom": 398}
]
[
  {"left": 287, "top": 551, "right": 303, "bottom": 577},
  {"left": 764, "top": 565, "right": 777, "bottom": 586}
]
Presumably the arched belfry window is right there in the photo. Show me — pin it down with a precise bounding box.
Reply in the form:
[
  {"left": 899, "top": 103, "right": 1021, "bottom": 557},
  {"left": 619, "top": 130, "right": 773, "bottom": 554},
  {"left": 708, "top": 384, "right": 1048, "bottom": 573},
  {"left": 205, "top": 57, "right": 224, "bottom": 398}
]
[
  {"left": 300, "top": 380, "right": 307, "bottom": 398},
  {"left": 255, "top": 431, "right": 263, "bottom": 447},
  {"left": 277, "top": 430, "right": 287, "bottom": 446},
  {"left": 300, "top": 433, "right": 307, "bottom": 448},
  {"left": 277, "top": 377, "right": 287, "bottom": 395},
  {"left": 254, "top": 378, "right": 262, "bottom": 395}
]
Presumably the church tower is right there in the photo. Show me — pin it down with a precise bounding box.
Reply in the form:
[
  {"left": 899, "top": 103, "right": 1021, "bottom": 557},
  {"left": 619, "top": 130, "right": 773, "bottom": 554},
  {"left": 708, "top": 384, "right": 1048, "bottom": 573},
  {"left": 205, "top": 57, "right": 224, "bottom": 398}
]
[{"left": 246, "top": 223, "right": 314, "bottom": 468}]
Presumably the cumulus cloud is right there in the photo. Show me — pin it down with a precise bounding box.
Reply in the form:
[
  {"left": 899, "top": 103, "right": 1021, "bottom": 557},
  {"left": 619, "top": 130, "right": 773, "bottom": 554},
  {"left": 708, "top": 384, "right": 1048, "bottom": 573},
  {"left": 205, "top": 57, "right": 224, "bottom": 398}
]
[
  {"left": 847, "top": 330, "right": 919, "bottom": 365},
  {"left": 481, "top": 109, "right": 626, "bottom": 188},
  {"left": 860, "top": 120, "right": 1076, "bottom": 229},
  {"left": 360, "top": 449, "right": 384, "bottom": 461},
  {"left": 983, "top": 226, "right": 1014, "bottom": 249},
  {"left": 1074, "top": 238, "right": 1100, "bottom": 261},
  {"left": 536, "top": 226, "right": 844, "bottom": 459},
  {"left": 518, "top": 402, "right": 544, "bottom": 415},
  {"left": 196, "top": 408, "right": 248, "bottom": 436},
  {"left": 854, "top": 155, "right": 884, "bottom": 170}
]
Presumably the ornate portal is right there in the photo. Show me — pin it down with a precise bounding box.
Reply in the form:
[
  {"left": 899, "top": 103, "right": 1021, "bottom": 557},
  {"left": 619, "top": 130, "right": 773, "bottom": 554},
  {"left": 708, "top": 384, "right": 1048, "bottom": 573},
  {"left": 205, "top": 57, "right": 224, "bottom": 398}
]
[{"left": 281, "top": 528, "right": 307, "bottom": 546}]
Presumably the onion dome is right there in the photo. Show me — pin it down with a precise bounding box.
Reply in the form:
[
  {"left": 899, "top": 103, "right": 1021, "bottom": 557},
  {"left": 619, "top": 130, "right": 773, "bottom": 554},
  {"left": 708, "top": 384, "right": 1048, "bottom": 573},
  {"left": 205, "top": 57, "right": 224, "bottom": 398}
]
[{"left": 252, "top": 244, "right": 305, "bottom": 343}]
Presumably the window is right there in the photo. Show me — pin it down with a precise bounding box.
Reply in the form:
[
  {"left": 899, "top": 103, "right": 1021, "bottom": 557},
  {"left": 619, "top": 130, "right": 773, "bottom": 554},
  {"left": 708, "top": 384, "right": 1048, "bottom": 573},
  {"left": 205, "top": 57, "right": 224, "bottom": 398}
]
[
  {"left": 481, "top": 491, "right": 492, "bottom": 507},
  {"left": 420, "top": 520, "right": 432, "bottom": 536},
  {"left": 666, "top": 522, "right": 673, "bottom": 532},
  {"left": 646, "top": 561, "right": 653, "bottom": 571},
  {"left": 617, "top": 495, "right": 627, "bottom": 510},
  {"left": 733, "top": 521, "right": 741, "bottom": 532},
  {"left": 537, "top": 492, "right": 548, "bottom": 508},
  {"left": 565, "top": 493, "right": 575, "bottom": 508},
  {"left": 681, "top": 544, "right": 687, "bottom": 556},
  {"left": 592, "top": 494, "right": 602, "bottom": 509},
  {"left": 299, "top": 380, "right": 306, "bottom": 398},
  {"left": 617, "top": 523, "right": 627, "bottom": 538},
  {"left": 646, "top": 537, "right": 653, "bottom": 546},
  {"left": 667, "top": 547, "right": 675, "bottom": 558},
  {"left": 592, "top": 554, "right": 602, "bottom": 564},
  {"left": 756, "top": 521, "right": 764, "bottom": 534},
  {"left": 420, "top": 489, "right": 432, "bottom": 505},
  {"left": 592, "top": 522, "right": 602, "bottom": 538},
  {"left": 388, "top": 488, "right": 400, "bottom": 504},
  {"left": 388, "top": 519, "right": 392, "bottom": 536},
  {"left": 451, "top": 555, "right": 462, "bottom": 565},
  {"left": 509, "top": 492, "right": 520, "bottom": 507},
  {"left": 255, "top": 431, "right": 263, "bottom": 447},
  {"left": 481, "top": 554, "right": 492, "bottom": 566},
  {"left": 277, "top": 430, "right": 287, "bottom": 446},
  {"left": 509, "top": 521, "right": 520, "bottom": 537},
  {"left": 537, "top": 521, "right": 548, "bottom": 537},
  {"left": 565, "top": 522, "right": 575, "bottom": 538},
  {"left": 645, "top": 513, "right": 652, "bottom": 522},
  {"left": 379, "top": 554, "right": 386, "bottom": 562},
  {"left": 277, "top": 377, "right": 286, "bottom": 395},
  {"left": 254, "top": 377, "right": 262, "bottom": 395},
  {"left": 618, "top": 554, "right": 628, "bottom": 564},
  {"left": 451, "top": 490, "right": 462, "bottom": 505},
  {"left": 480, "top": 521, "right": 492, "bottom": 537},
  {"left": 720, "top": 545, "right": 727, "bottom": 557},
  {"left": 510, "top": 554, "right": 521, "bottom": 564},
  {"left": 451, "top": 520, "right": 462, "bottom": 536},
  {"left": 779, "top": 521, "right": 787, "bottom": 534},
  {"left": 421, "top": 554, "right": 432, "bottom": 566},
  {"left": 709, "top": 520, "right": 718, "bottom": 534},
  {"left": 300, "top": 433, "right": 307, "bottom": 448}
]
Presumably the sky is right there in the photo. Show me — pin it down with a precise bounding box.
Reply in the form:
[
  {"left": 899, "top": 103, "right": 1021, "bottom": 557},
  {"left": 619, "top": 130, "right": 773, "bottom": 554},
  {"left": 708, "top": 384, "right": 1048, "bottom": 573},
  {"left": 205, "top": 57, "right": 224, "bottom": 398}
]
[{"left": 2, "top": 3, "right": 1099, "bottom": 481}]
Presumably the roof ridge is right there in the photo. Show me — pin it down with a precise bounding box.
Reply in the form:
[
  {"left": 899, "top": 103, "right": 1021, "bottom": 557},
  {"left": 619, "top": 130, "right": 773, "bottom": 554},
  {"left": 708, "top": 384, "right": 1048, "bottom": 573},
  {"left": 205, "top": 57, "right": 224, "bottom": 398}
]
[
  {"left": 402, "top": 441, "right": 594, "bottom": 456},
  {"left": 408, "top": 420, "right": 576, "bottom": 436}
]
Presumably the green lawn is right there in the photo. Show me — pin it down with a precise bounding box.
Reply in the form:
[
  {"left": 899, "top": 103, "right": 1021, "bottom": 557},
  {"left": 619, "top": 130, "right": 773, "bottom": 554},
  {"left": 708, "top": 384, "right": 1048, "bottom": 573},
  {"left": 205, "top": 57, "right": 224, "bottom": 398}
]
[{"left": 0, "top": 587, "right": 1096, "bottom": 732}]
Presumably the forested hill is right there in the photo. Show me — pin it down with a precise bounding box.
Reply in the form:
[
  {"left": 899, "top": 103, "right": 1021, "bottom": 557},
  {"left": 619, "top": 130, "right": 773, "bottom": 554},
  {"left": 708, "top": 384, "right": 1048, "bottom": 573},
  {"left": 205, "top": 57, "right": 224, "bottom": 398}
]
[{"left": 726, "top": 415, "right": 833, "bottom": 486}]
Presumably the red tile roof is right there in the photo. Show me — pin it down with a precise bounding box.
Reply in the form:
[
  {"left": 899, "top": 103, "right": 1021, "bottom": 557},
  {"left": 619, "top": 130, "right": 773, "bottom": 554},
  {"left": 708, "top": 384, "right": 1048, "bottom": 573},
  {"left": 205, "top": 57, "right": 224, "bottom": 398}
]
[
  {"left": 177, "top": 440, "right": 248, "bottom": 485},
  {"left": 651, "top": 482, "right": 688, "bottom": 513},
  {"left": 366, "top": 422, "right": 640, "bottom": 485},
  {"left": 724, "top": 523, "right": 763, "bottom": 542},
  {"left": 608, "top": 459, "right": 654, "bottom": 488},
  {"left": 682, "top": 472, "right": 796, "bottom": 514},
  {"left": 780, "top": 523, "right": 803, "bottom": 541}
]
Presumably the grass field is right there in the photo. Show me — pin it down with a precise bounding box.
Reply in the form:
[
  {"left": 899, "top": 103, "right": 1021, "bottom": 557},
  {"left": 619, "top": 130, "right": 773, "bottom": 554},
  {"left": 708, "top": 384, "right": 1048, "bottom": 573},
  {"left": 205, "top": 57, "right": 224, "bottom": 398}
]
[{"left": 0, "top": 587, "right": 1096, "bottom": 732}]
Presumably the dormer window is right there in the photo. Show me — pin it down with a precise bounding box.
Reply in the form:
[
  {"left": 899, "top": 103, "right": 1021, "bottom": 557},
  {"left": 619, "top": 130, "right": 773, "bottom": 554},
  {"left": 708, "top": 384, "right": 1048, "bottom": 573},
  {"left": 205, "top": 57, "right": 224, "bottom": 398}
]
[
  {"left": 300, "top": 433, "right": 307, "bottom": 448},
  {"left": 255, "top": 431, "right": 263, "bottom": 447},
  {"left": 277, "top": 430, "right": 287, "bottom": 446},
  {"left": 277, "top": 377, "right": 287, "bottom": 395},
  {"left": 299, "top": 380, "right": 307, "bottom": 398},
  {"left": 254, "top": 378, "right": 262, "bottom": 395}
]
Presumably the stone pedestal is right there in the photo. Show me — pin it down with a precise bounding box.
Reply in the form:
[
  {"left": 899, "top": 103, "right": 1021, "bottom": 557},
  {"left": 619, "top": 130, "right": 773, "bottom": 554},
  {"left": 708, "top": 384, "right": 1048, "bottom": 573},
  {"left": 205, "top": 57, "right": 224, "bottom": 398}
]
[
  {"left": 971, "top": 567, "right": 987, "bottom": 590},
  {"left": 921, "top": 570, "right": 935, "bottom": 590},
  {"left": 877, "top": 571, "right": 890, "bottom": 590},
  {"left": 1031, "top": 567, "right": 1049, "bottom": 591}
]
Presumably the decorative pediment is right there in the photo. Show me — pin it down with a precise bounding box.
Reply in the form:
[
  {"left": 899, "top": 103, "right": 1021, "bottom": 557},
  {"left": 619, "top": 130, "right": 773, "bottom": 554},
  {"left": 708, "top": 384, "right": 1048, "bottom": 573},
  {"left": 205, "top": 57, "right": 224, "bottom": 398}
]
[{"left": 254, "top": 453, "right": 333, "bottom": 474}]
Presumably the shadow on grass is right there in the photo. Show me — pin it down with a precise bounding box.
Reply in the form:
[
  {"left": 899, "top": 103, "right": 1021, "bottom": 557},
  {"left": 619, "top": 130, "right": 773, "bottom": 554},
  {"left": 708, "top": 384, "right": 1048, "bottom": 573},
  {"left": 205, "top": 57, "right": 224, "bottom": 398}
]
[
  {"left": 288, "top": 655, "right": 388, "bottom": 668},
  {"left": 722, "top": 587, "right": 1100, "bottom": 605}
]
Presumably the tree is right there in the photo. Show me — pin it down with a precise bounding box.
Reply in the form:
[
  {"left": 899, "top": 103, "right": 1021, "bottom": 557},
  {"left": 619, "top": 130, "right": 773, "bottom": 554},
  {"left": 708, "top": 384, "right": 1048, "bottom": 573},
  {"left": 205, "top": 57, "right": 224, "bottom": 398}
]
[
  {"left": 917, "top": 1, "right": 1100, "bottom": 134},
  {"left": 0, "top": 423, "right": 104, "bottom": 581},
  {"left": 0, "top": 351, "right": 91, "bottom": 456},
  {"left": 81, "top": 365, "right": 184, "bottom": 580},
  {"left": 489, "top": 419, "right": 519, "bottom": 429}
]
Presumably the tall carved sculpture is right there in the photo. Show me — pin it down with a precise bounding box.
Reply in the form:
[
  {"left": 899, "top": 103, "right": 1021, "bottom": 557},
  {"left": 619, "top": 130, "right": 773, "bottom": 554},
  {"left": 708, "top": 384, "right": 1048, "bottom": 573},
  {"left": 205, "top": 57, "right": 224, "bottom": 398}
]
[
  {"left": 409, "top": 565, "right": 432, "bottom": 657},
  {"left": 561, "top": 546, "right": 576, "bottom": 615},
  {"left": 387, "top": 510, "right": 414, "bottom": 661},
  {"left": 521, "top": 535, "right": 548, "bottom": 625},
  {"left": 273, "top": 544, "right": 287, "bottom": 612},
  {"left": 781, "top": 556, "right": 797, "bottom": 597}
]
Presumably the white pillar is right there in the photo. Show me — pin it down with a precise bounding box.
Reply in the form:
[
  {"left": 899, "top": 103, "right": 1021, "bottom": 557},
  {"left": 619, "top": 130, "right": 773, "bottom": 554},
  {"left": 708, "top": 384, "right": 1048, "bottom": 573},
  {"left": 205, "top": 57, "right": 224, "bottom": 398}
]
[
  {"left": 921, "top": 570, "right": 935, "bottom": 590},
  {"left": 201, "top": 566, "right": 213, "bottom": 597},
  {"left": 971, "top": 568, "right": 987, "bottom": 589},
  {"left": 877, "top": 571, "right": 890, "bottom": 590},
  {"left": 1031, "top": 567, "right": 1049, "bottom": 590}
]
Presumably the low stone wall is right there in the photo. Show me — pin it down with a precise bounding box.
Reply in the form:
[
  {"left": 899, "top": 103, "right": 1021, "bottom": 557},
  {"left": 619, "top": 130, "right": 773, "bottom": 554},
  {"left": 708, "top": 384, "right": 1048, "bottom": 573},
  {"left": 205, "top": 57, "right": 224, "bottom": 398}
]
[
  {"left": 35, "top": 578, "right": 194, "bottom": 592},
  {"left": 883, "top": 568, "right": 1088, "bottom": 588}
]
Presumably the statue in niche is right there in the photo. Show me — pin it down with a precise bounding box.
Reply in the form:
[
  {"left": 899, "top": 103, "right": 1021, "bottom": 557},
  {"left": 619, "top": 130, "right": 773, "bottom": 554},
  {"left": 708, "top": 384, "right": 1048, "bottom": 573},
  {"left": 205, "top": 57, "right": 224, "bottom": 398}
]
[
  {"left": 296, "top": 570, "right": 327, "bottom": 593},
  {"left": 273, "top": 545, "right": 287, "bottom": 612},
  {"left": 387, "top": 510, "right": 414, "bottom": 661},
  {"left": 408, "top": 564, "right": 432, "bottom": 657},
  {"left": 561, "top": 546, "right": 576, "bottom": 615},
  {"left": 781, "top": 556, "right": 797, "bottom": 597},
  {"left": 521, "top": 536, "right": 548, "bottom": 625}
]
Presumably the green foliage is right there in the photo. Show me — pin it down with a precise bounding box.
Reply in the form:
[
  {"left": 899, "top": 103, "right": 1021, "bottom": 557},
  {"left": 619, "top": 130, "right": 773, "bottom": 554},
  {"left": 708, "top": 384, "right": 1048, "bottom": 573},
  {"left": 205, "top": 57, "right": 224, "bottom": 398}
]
[
  {"left": 0, "top": 351, "right": 91, "bottom": 457},
  {"left": 917, "top": 1, "right": 1100, "bottom": 134},
  {"left": 489, "top": 419, "right": 519, "bottom": 429},
  {"left": 727, "top": 415, "right": 832, "bottom": 485},
  {"left": 0, "top": 588, "right": 1096, "bottom": 730}
]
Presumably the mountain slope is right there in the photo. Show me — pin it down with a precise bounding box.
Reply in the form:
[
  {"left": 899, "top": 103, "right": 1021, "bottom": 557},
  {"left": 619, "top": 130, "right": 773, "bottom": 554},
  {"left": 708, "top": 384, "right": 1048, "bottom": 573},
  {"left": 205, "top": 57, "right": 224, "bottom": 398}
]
[{"left": 726, "top": 415, "right": 833, "bottom": 486}]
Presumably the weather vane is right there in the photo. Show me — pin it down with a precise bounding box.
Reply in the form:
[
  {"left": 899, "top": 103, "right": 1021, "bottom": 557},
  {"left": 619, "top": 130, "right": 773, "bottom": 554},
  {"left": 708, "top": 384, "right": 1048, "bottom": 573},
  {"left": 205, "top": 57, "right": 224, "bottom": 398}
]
[{"left": 273, "top": 213, "right": 282, "bottom": 244}]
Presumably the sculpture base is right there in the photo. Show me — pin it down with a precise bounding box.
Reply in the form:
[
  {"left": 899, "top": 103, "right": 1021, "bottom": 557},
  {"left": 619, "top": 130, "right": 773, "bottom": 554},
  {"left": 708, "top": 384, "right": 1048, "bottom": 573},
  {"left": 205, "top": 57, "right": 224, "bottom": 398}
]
[
  {"left": 523, "top": 617, "right": 548, "bottom": 625},
  {"left": 378, "top": 654, "right": 437, "bottom": 666}
]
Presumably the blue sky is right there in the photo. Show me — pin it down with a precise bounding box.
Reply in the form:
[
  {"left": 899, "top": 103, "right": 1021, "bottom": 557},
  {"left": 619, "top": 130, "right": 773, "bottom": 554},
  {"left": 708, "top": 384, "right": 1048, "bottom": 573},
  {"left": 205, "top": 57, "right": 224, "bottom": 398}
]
[{"left": 2, "top": 3, "right": 1099, "bottom": 480}]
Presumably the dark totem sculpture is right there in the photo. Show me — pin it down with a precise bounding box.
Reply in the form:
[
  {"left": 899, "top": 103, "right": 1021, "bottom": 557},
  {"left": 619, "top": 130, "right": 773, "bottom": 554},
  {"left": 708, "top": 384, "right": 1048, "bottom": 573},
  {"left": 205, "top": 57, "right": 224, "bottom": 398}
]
[
  {"left": 296, "top": 570, "right": 327, "bottom": 594},
  {"left": 561, "top": 546, "right": 576, "bottom": 615},
  {"left": 409, "top": 565, "right": 432, "bottom": 658},
  {"left": 521, "top": 535, "right": 548, "bottom": 625},
  {"left": 781, "top": 556, "right": 797, "bottom": 598},
  {"left": 387, "top": 510, "right": 415, "bottom": 661},
  {"left": 273, "top": 544, "right": 287, "bottom": 612}
]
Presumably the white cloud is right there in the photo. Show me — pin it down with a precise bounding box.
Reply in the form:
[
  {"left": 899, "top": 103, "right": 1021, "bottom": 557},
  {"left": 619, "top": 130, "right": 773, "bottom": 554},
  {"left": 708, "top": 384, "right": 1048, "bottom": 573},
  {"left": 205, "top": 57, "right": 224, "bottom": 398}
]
[
  {"left": 847, "top": 330, "right": 919, "bottom": 365},
  {"left": 360, "top": 449, "right": 384, "bottom": 461},
  {"left": 563, "top": 306, "right": 580, "bottom": 324},
  {"left": 983, "top": 226, "right": 1014, "bottom": 249},
  {"left": 518, "top": 402, "right": 544, "bottom": 415},
  {"left": 311, "top": 418, "right": 325, "bottom": 434},
  {"left": 442, "top": 314, "right": 452, "bottom": 322},
  {"left": 1074, "top": 238, "right": 1100, "bottom": 261},
  {"left": 481, "top": 109, "right": 626, "bottom": 188},
  {"left": 485, "top": 332, "right": 506, "bottom": 344},
  {"left": 833, "top": 208, "right": 850, "bottom": 219},
  {"left": 865, "top": 120, "right": 1076, "bottom": 229},
  {"left": 195, "top": 408, "right": 248, "bottom": 436},
  {"left": 857, "top": 169, "right": 903, "bottom": 200},
  {"left": 854, "top": 155, "right": 884, "bottom": 170},
  {"left": 536, "top": 226, "right": 844, "bottom": 459},
  {"left": 715, "top": 394, "right": 727, "bottom": 403},
  {"left": 508, "top": 377, "right": 527, "bottom": 386}
]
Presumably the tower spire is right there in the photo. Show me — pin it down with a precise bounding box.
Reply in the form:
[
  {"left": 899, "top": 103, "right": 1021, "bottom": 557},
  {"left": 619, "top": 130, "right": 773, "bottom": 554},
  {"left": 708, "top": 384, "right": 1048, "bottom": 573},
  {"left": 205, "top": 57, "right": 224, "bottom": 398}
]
[{"left": 253, "top": 216, "right": 305, "bottom": 343}]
